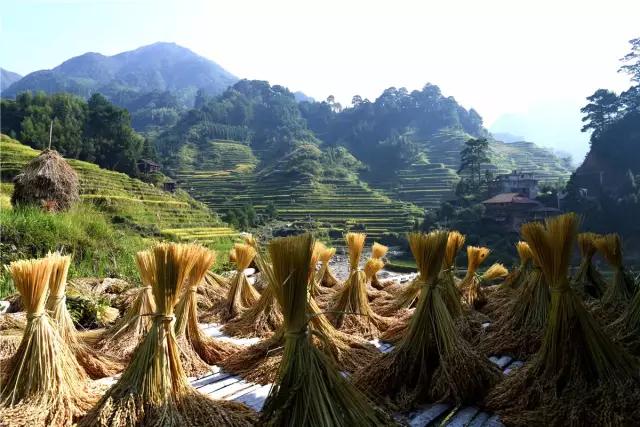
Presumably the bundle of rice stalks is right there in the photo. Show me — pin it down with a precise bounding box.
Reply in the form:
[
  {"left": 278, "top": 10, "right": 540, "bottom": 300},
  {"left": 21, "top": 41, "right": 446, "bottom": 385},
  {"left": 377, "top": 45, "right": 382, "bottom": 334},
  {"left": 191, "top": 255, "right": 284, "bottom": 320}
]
[
  {"left": 96, "top": 250, "right": 157, "bottom": 361},
  {"left": 487, "top": 214, "right": 640, "bottom": 426},
  {"left": 595, "top": 233, "right": 636, "bottom": 304},
  {"left": 46, "top": 252, "right": 121, "bottom": 379},
  {"left": 330, "top": 233, "right": 390, "bottom": 338},
  {"left": 260, "top": 233, "right": 394, "bottom": 426},
  {"left": 612, "top": 287, "right": 640, "bottom": 355},
  {"left": 0, "top": 257, "right": 96, "bottom": 426},
  {"left": 319, "top": 246, "right": 340, "bottom": 289},
  {"left": 438, "top": 230, "right": 466, "bottom": 317},
  {"left": 571, "top": 233, "right": 607, "bottom": 299},
  {"left": 79, "top": 243, "right": 256, "bottom": 427},
  {"left": 222, "top": 240, "right": 283, "bottom": 338},
  {"left": 459, "top": 246, "right": 491, "bottom": 309},
  {"left": 354, "top": 231, "right": 501, "bottom": 409},
  {"left": 221, "top": 243, "right": 260, "bottom": 321},
  {"left": 482, "top": 241, "right": 533, "bottom": 318},
  {"left": 174, "top": 245, "right": 240, "bottom": 376},
  {"left": 479, "top": 260, "right": 550, "bottom": 358},
  {"left": 364, "top": 258, "right": 388, "bottom": 301},
  {"left": 310, "top": 243, "right": 335, "bottom": 296},
  {"left": 221, "top": 241, "right": 377, "bottom": 384},
  {"left": 370, "top": 242, "right": 389, "bottom": 290}
]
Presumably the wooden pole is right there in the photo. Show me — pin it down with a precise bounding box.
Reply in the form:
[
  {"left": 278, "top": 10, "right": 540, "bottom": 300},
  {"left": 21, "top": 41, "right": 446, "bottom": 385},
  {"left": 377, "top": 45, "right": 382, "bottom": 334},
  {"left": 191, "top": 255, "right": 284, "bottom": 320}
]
[{"left": 48, "top": 119, "right": 53, "bottom": 150}]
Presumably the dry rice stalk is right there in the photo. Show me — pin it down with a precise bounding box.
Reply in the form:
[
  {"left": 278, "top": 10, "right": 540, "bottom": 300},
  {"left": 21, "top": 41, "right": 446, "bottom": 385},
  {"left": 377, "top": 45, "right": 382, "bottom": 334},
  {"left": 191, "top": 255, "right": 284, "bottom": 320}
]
[
  {"left": 459, "top": 246, "right": 491, "bottom": 309},
  {"left": 222, "top": 240, "right": 283, "bottom": 338},
  {"left": 96, "top": 250, "right": 157, "bottom": 361},
  {"left": 0, "top": 257, "right": 96, "bottom": 426},
  {"left": 260, "top": 233, "right": 394, "bottom": 426},
  {"left": 370, "top": 242, "right": 389, "bottom": 290},
  {"left": 571, "top": 233, "right": 607, "bottom": 299},
  {"left": 222, "top": 243, "right": 259, "bottom": 321},
  {"left": 330, "top": 234, "right": 390, "bottom": 338},
  {"left": 46, "top": 253, "right": 121, "bottom": 379},
  {"left": 79, "top": 243, "right": 256, "bottom": 427},
  {"left": 482, "top": 241, "right": 533, "bottom": 318},
  {"left": 487, "top": 214, "right": 640, "bottom": 426},
  {"left": 364, "top": 258, "right": 388, "bottom": 300},
  {"left": 354, "top": 231, "right": 501, "bottom": 409},
  {"left": 439, "top": 231, "right": 465, "bottom": 318},
  {"left": 479, "top": 262, "right": 550, "bottom": 359},
  {"left": 595, "top": 233, "right": 636, "bottom": 304},
  {"left": 320, "top": 247, "right": 340, "bottom": 288},
  {"left": 311, "top": 244, "right": 338, "bottom": 300},
  {"left": 174, "top": 245, "right": 239, "bottom": 375},
  {"left": 611, "top": 285, "right": 640, "bottom": 355}
]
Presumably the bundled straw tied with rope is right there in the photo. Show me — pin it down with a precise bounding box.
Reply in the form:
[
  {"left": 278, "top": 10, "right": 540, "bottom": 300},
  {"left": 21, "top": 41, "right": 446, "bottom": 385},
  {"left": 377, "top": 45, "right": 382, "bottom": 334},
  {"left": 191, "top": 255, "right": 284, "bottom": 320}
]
[
  {"left": 459, "top": 246, "right": 491, "bottom": 308},
  {"left": 0, "top": 257, "right": 96, "bottom": 427},
  {"left": 572, "top": 233, "right": 607, "bottom": 299},
  {"left": 79, "top": 243, "right": 256, "bottom": 427}
]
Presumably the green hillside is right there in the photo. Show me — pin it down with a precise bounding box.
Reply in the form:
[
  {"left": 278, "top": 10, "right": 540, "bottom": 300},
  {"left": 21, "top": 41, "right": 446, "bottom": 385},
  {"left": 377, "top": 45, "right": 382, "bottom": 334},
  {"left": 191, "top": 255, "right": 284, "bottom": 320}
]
[
  {"left": 0, "top": 134, "right": 237, "bottom": 247},
  {"left": 174, "top": 139, "right": 422, "bottom": 242}
]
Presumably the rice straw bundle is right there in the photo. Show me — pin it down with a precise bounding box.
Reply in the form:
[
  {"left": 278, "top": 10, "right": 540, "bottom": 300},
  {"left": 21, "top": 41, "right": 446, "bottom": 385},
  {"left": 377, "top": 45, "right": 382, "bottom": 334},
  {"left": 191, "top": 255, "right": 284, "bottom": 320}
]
[
  {"left": 364, "top": 258, "right": 387, "bottom": 300},
  {"left": 0, "top": 257, "right": 96, "bottom": 426},
  {"left": 439, "top": 230, "right": 466, "bottom": 317},
  {"left": 354, "top": 231, "right": 501, "bottom": 409},
  {"left": 370, "top": 242, "right": 389, "bottom": 289},
  {"left": 459, "top": 246, "right": 491, "bottom": 309},
  {"left": 479, "top": 259, "right": 550, "bottom": 358},
  {"left": 482, "top": 241, "right": 533, "bottom": 318},
  {"left": 595, "top": 233, "right": 636, "bottom": 304},
  {"left": 260, "top": 233, "right": 394, "bottom": 426},
  {"left": 311, "top": 242, "right": 338, "bottom": 297},
  {"left": 174, "top": 245, "right": 240, "bottom": 376},
  {"left": 46, "top": 252, "right": 121, "bottom": 379},
  {"left": 96, "top": 250, "right": 157, "bottom": 361},
  {"left": 222, "top": 243, "right": 260, "bottom": 321},
  {"left": 222, "top": 239, "right": 283, "bottom": 338},
  {"left": 79, "top": 243, "right": 256, "bottom": 427},
  {"left": 571, "top": 233, "right": 607, "bottom": 299},
  {"left": 612, "top": 287, "right": 640, "bottom": 355},
  {"left": 487, "top": 214, "right": 640, "bottom": 426},
  {"left": 330, "top": 233, "right": 390, "bottom": 338}
]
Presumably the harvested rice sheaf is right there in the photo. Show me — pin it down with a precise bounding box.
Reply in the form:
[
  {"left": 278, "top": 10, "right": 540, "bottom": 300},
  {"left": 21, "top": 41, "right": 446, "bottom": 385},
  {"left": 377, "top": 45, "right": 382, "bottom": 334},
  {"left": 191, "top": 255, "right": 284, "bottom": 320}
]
[
  {"left": 222, "top": 244, "right": 260, "bottom": 321},
  {"left": 46, "top": 253, "right": 121, "bottom": 379},
  {"left": 0, "top": 257, "right": 97, "bottom": 427},
  {"left": 459, "top": 246, "right": 491, "bottom": 309},
  {"left": 370, "top": 242, "right": 389, "bottom": 290},
  {"left": 354, "top": 231, "right": 501, "bottom": 410},
  {"left": 440, "top": 230, "right": 466, "bottom": 317},
  {"left": 259, "top": 233, "right": 394, "bottom": 427},
  {"left": 96, "top": 250, "right": 157, "bottom": 361},
  {"left": 487, "top": 214, "right": 640, "bottom": 426},
  {"left": 330, "top": 233, "right": 390, "bottom": 339},
  {"left": 222, "top": 240, "right": 283, "bottom": 338},
  {"left": 595, "top": 233, "right": 636, "bottom": 304},
  {"left": 482, "top": 241, "right": 533, "bottom": 318},
  {"left": 174, "top": 245, "right": 240, "bottom": 376},
  {"left": 79, "top": 243, "right": 256, "bottom": 427},
  {"left": 572, "top": 233, "right": 607, "bottom": 299}
]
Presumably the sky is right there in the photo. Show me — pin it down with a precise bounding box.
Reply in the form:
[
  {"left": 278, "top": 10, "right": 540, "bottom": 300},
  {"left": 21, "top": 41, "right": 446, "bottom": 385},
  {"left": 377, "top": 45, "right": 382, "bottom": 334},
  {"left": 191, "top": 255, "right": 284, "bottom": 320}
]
[{"left": 1, "top": 0, "right": 638, "bottom": 163}]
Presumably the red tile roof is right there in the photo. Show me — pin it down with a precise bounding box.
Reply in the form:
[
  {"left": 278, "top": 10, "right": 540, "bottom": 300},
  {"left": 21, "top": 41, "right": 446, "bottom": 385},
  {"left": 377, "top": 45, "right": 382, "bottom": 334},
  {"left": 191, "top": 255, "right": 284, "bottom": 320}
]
[{"left": 482, "top": 192, "right": 540, "bottom": 205}]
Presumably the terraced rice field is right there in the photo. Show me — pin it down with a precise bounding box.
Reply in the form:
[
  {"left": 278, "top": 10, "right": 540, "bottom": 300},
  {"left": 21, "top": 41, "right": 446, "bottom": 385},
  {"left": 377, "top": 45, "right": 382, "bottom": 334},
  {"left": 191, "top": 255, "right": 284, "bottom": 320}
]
[
  {"left": 368, "top": 129, "right": 573, "bottom": 210},
  {"left": 175, "top": 139, "right": 423, "bottom": 242},
  {"left": 0, "top": 135, "right": 237, "bottom": 246}
]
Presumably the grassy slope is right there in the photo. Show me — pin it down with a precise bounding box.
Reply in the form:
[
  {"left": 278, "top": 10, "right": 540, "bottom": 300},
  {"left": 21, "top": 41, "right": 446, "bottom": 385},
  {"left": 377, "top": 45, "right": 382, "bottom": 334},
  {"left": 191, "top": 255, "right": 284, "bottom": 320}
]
[
  {"left": 174, "top": 140, "right": 423, "bottom": 242},
  {"left": 0, "top": 135, "right": 240, "bottom": 296}
]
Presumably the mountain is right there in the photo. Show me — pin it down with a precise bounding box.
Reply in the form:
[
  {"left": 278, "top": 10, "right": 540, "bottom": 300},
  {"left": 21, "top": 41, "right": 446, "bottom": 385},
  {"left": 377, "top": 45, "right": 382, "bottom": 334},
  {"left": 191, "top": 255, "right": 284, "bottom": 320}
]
[
  {"left": 2, "top": 42, "right": 238, "bottom": 107},
  {"left": 1, "top": 68, "right": 22, "bottom": 91}
]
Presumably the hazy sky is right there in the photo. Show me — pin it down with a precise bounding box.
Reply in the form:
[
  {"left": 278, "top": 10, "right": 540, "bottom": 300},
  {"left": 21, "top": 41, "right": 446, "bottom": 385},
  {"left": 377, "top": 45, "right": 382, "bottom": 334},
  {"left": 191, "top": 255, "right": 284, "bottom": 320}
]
[{"left": 1, "top": 0, "right": 638, "bottom": 161}]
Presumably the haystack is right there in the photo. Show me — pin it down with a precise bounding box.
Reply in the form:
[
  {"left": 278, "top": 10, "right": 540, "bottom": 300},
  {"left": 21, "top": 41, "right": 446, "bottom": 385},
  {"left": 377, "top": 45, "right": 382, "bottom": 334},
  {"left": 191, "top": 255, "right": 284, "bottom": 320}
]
[
  {"left": 487, "top": 214, "right": 640, "bottom": 426},
  {"left": 11, "top": 149, "right": 79, "bottom": 211}
]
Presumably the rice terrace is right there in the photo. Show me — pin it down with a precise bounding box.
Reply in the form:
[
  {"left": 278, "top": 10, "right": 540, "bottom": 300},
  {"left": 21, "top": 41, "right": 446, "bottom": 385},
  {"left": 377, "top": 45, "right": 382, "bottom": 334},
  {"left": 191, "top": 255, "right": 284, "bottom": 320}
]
[{"left": 1, "top": 1, "right": 640, "bottom": 426}]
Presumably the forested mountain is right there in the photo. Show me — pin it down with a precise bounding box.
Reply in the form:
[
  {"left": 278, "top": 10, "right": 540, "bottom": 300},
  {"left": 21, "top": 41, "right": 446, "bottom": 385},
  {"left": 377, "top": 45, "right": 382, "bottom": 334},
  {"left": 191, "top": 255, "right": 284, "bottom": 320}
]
[
  {"left": 565, "top": 38, "right": 640, "bottom": 249},
  {"left": 1, "top": 68, "right": 22, "bottom": 91},
  {"left": 2, "top": 42, "right": 237, "bottom": 108}
]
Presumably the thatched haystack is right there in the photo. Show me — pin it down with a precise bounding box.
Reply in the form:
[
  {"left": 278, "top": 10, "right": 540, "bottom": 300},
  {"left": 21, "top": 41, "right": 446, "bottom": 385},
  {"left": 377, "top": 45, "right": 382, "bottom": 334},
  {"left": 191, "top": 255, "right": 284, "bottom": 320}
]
[{"left": 11, "top": 149, "right": 79, "bottom": 212}]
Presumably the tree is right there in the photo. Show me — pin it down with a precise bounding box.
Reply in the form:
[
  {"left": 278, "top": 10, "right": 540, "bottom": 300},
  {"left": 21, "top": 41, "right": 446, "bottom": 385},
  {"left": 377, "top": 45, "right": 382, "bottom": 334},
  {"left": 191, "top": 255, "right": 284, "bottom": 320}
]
[
  {"left": 620, "top": 37, "right": 640, "bottom": 82},
  {"left": 458, "top": 137, "right": 490, "bottom": 192},
  {"left": 580, "top": 89, "right": 621, "bottom": 138}
]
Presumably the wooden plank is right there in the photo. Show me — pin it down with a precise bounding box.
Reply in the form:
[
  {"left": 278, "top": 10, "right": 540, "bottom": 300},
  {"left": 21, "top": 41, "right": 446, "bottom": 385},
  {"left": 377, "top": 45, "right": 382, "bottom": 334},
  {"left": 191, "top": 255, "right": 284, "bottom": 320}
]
[
  {"left": 198, "top": 376, "right": 242, "bottom": 395},
  {"left": 209, "top": 380, "right": 254, "bottom": 400},
  {"left": 483, "top": 414, "right": 505, "bottom": 427},
  {"left": 468, "top": 411, "right": 490, "bottom": 427},
  {"left": 192, "top": 372, "right": 231, "bottom": 389},
  {"left": 234, "top": 384, "right": 272, "bottom": 411},
  {"left": 408, "top": 403, "right": 451, "bottom": 427},
  {"left": 446, "top": 406, "right": 479, "bottom": 426},
  {"left": 503, "top": 360, "right": 524, "bottom": 375},
  {"left": 227, "top": 383, "right": 262, "bottom": 400},
  {"left": 494, "top": 356, "right": 513, "bottom": 369}
]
